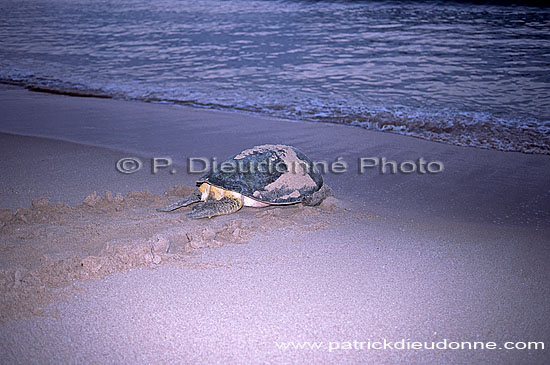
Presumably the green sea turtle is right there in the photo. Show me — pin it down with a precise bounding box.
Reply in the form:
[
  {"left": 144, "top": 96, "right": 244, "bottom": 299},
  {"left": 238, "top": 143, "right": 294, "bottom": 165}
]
[{"left": 157, "top": 144, "right": 332, "bottom": 219}]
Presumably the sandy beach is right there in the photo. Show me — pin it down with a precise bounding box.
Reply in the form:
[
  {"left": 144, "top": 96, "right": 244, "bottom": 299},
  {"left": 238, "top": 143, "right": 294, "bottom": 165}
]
[{"left": 1, "top": 85, "right": 549, "bottom": 363}]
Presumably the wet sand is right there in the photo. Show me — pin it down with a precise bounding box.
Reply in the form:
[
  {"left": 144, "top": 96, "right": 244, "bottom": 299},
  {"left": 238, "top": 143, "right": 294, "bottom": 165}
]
[{"left": 0, "top": 86, "right": 549, "bottom": 363}]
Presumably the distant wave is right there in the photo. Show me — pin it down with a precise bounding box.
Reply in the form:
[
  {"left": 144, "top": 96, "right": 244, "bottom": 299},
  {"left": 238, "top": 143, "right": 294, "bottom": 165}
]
[{"left": 318, "top": 0, "right": 550, "bottom": 7}]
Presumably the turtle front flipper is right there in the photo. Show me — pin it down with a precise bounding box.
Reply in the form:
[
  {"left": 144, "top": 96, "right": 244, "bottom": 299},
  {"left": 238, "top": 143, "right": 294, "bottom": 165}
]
[
  {"left": 187, "top": 196, "right": 243, "bottom": 219},
  {"left": 156, "top": 189, "right": 201, "bottom": 212}
]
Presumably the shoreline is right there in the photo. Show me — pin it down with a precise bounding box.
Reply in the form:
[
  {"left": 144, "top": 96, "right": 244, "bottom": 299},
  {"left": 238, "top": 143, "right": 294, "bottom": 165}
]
[
  {"left": 0, "top": 84, "right": 549, "bottom": 363},
  {"left": 2, "top": 82, "right": 548, "bottom": 156}
]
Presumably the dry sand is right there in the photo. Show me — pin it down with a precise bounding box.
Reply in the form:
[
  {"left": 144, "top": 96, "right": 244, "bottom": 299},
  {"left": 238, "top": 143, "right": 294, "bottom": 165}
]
[{"left": 0, "top": 85, "right": 549, "bottom": 363}]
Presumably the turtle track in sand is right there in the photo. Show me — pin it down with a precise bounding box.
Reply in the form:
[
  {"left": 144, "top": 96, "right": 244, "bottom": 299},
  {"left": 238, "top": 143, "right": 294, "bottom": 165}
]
[{"left": 0, "top": 186, "right": 348, "bottom": 320}]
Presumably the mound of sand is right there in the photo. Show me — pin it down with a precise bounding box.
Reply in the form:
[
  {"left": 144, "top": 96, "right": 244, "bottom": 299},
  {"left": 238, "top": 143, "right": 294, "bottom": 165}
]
[{"left": 0, "top": 187, "right": 345, "bottom": 319}]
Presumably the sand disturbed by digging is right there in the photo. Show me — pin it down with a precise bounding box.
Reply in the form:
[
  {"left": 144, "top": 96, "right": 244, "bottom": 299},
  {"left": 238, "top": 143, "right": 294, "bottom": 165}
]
[{"left": 0, "top": 186, "right": 346, "bottom": 320}]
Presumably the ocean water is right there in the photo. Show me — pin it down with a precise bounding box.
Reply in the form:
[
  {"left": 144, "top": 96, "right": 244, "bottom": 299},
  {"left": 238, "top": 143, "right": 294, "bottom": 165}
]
[{"left": 1, "top": 0, "right": 549, "bottom": 154}]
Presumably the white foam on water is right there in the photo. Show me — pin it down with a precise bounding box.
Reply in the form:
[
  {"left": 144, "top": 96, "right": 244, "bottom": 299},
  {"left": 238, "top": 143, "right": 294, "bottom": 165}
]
[{"left": 1, "top": 0, "right": 549, "bottom": 154}]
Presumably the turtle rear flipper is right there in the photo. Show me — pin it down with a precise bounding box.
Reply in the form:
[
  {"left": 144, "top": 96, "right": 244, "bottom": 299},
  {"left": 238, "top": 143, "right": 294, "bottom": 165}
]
[
  {"left": 187, "top": 196, "right": 243, "bottom": 219},
  {"left": 302, "top": 184, "right": 333, "bottom": 207},
  {"left": 156, "top": 189, "right": 201, "bottom": 212}
]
